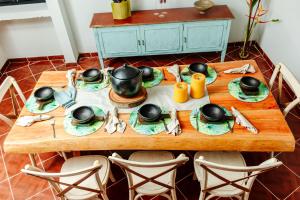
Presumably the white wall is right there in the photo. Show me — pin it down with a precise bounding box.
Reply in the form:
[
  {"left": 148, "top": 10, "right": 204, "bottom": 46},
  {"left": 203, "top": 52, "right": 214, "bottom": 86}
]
[
  {"left": 0, "top": 45, "right": 7, "bottom": 68},
  {"left": 0, "top": 0, "right": 250, "bottom": 59},
  {"left": 258, "top": 0, "right": 300, "bottom": 81}
]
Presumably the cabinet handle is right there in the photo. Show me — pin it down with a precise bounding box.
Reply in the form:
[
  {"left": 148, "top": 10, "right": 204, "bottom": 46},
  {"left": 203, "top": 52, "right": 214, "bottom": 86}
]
[
  {"left": 142, "top": 40, "right": 145, "bottom": 46},
  {"left": 184, "top": 37, "right": 187, "bottom": 43},
  {"left": 138, "top": 40, "right": 141, "bottom": 46}
]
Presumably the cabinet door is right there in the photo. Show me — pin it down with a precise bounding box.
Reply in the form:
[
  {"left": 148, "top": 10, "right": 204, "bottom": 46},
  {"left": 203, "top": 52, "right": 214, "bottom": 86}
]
[
  {"left": 97, "top": 27, "right": 141, "bottom": 57},
  {"left": 140, "top": 24, "right": 182, "bottom": 54},
  {"left": 183, "top": 21, "right": 226, "bottom": 52}
]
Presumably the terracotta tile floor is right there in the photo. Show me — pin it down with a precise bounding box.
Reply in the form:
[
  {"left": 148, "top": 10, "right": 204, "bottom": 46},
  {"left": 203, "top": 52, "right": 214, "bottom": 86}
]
[{"left": 0, "top": 43, "right": 300, "bottom": 200}]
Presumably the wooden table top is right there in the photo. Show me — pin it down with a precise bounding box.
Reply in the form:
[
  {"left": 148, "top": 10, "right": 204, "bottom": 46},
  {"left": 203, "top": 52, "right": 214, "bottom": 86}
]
[
  {"left": 90, "top": 5, "right": 234, "bottom": 28},
  {"left": 4, "top": 60, "right": 295, "bottom": 154}
]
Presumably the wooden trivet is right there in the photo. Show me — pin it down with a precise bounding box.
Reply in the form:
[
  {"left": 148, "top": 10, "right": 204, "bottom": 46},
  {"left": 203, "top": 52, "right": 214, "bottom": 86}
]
[{"left": 109, "top": 87, "right": 147, "bottom": 108}]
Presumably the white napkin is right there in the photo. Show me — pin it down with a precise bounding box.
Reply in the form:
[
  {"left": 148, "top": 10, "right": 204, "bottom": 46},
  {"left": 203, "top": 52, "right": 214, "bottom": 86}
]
[
  {"left": 224, "top": 64, "right": 256, "bottom": 74},
  {"left": 102, "top": 67, "right": 113, "bottom": 87},
  {"left": 16, "top": 115, "right": 53, "bottom": 127},
  {"left": 167, "top": 108, "right": 181, "bottom": 136},
  {"left": 167, "top": 64, "right": 181, "bottom": 82},
  {"left": 104, "top": 107, "right": 126, "bottom": 134},
  {"left": 231, "top": 107, "right": 258, "bottom": 134}
]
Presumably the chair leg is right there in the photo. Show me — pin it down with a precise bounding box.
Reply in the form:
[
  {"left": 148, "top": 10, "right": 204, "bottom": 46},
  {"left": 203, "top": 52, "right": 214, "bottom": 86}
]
[
  {"left": 10, "top": 87, "right": 19, "bottom": 117},
  {"left": 171, "top": 189, "right": 177, "bottom": 200},
  {"left": 129, "top": 189, "right": 135, "bottom": 200},
  {"left": 100, "top": 191, "right": 109, "bottom": 200},
  {"left": 199, "top": 190, "right": 206, "bottom": 200},
  {"left": 283, "top": 98, "right": 300, "bottom": 116},
  {"left": 58, "top": 151, "right": 68, "bottom": 160},
  {"left": 28, "top": 153, "right": 37, "bottom": 167},
  {"left": 109, "top": 170, "right": 116, "bottom": 183},
  {"left": 192, "top": 172, "right": 197, "bottom": 181},
  {"left": 0, "top": 113, "right": 14, "bottom": 127}
]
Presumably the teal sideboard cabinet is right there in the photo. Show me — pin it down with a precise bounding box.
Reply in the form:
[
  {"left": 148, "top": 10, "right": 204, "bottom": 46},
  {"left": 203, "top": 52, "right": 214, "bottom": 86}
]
[{"left": 90, "top": 5, "right": 234, "bottom": 69}]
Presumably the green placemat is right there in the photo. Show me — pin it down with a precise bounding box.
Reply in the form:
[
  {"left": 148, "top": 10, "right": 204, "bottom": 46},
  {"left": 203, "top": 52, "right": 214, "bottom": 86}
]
[
  {"left": 190, "top": 106, "right": 234, "bottom": 136},
  {"left": 228, "top": 78, "right": 270, "bottom": 103},
  {"left": 64, "top": 106, "right": 105, "bottom": 137},
  {"left": 25, "top": 96, "right": 59, "bottom": 114},
  {"left": 76, "top": 78, "right": 109, "bottom": 92},
  {"left": 129, "top": 109, "right": 172, "bottom": 135},
  {"left": 142, "top": 68, "right": 164, "bottom": 88},
  {"left": 181, "top": 66, "right": 217, "bottom": 85}
]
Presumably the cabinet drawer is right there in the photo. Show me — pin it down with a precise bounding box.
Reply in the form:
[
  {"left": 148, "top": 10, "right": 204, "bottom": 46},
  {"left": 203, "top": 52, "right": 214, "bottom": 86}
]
[
  {"left": 97, "top": 27, "right": 141, "bottom": 57},
  {"left": 183, "top": 21, "right": 226, "bottom": 51},
  {"left": 140, "top": 24, "right": 182, "bottom": 54}
]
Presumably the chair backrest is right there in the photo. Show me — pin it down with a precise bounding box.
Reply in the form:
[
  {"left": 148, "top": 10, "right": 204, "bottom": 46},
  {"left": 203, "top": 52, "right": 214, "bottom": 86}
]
[
  {"left": 0, "top": 76, "right": 26, "bottom": 126},
  {"left": 194, "top": 156, "right": 282, "bottom": 194},
  {"left": 21, "top": 160, "right": 105, "bottom": 198},
  {"left": 109, "top": 153, "right": 189, "bottom": 191},
  {"left": 269, "top": 63, "right": 300, "bottom": 116},
  {"left": 0, "top": 76, "right": 26, "bottom": 103}
]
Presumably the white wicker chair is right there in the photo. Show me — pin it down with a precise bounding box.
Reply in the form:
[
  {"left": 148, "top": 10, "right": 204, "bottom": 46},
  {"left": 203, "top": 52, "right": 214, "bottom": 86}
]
[
  {"left": 21, "top": 155, "right": 111, "bottom": 200},
  {"left": 269, "top": 63, "right": 300, "bottom": 116},
  {"left": 194, "top": 151, "right": 282, "bottom": 200},
  {"left": 0, "top": 76, "right": 26, "bottom": 126},
  {"left": 109, "top": 151, "right": 189, "bottom": 200}
]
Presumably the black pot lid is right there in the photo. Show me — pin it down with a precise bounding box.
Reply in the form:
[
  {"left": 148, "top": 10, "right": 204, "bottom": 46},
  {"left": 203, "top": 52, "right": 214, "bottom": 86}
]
[{"left": 113, "top": 64, "right": 140, "bottom": 80}]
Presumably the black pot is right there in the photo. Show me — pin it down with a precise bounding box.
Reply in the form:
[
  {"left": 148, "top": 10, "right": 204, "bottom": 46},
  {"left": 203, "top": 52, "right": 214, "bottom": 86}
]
[
  {"left": 71, "top": 106, "right": 95, "bottom": 124},
  {"left": 189, "top": 63, "right": 208, "bottom": 76},
  {"left": 109, "top": 64, "right": 143, "bottom": 97},
  {"left": 82, "top": 68, "right": 102, "bottom": 82},
  {"left": 138, "top": 104, "right": 162, "bottom": 122},
  {"left": 34, "top": 86, "right": 54, "bottom": 101},
  {"left": 201, "top": 104, "right": 226, "bottom": 122},
  {"left": 240, "top": 76, "right": 260, "bottom": 91},
  {"left": 138, "top": 66, "right": 154, "bottom": 81}
]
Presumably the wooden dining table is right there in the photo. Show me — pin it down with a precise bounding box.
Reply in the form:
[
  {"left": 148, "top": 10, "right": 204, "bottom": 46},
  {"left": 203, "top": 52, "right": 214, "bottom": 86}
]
[{"left": 3, "top": 60, "right": 295, "bottom": 160}]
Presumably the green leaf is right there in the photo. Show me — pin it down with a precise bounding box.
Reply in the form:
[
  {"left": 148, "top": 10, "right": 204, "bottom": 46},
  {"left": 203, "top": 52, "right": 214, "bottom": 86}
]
[
  {"left": 251, "top": 0, "right": 259, "bottom": 9},
  {"left": 272, "top": 19, "right": 280, "bottom": 22}
]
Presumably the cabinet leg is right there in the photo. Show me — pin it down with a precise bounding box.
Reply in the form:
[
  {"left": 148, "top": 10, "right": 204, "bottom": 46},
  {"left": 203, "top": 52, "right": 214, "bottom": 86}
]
[
  {"left": 221, "top": 50, "right": 227, "bottom": 62},
  {"left": 98, "top": 53, "right": 105, "bottom": 70},
  {"left": 28, "top": 153, "right": 37, "bottom": 167}
]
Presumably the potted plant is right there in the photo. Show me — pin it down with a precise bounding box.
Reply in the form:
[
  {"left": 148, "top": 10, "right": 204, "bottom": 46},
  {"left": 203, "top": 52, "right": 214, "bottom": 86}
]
[{"left": 239, "top": 0, "right": 279, "bottom": 59}]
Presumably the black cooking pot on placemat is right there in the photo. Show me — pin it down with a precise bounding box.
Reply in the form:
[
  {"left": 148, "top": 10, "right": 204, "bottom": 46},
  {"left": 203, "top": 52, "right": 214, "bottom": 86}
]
[
  {"left": 82, "top": 68, "right": 102, "bottom": 82},
  {"left": 71, "top": 106, "right": 95, "bottom": 124},
  {"left": 239, "top": 76, "right": 260, "bottom": 95},
  {"left": 138, "top": 104, "right": 162, "bottom": 122},
  {"left": 109, "top": 64, "right": 143, "bottom": 97},
  {"left": 201, "top": 104, "right": 226, "bottom": 122},
  {"left": 187, "top": 62, "right": 208, "bottom": 76},
  {"left": 34, "top": 86, "right": 54, "bottom": 102},
  {"left": 138, "top": 66, "right": 154, "bottom": 81}
]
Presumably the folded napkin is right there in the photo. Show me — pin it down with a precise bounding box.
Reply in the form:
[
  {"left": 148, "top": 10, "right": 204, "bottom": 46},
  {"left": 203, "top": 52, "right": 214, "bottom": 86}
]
[
  {"left": 224, "top": 64, "right": 256, "bottom": 74},
  {"left": 54, "top": 69, "right": 77, "bottom": 109},
  {"left": 231, "top": 107, "right": 258, "bottom": 134},
  {"left": 167, "top": 64, "right": 181, "bottom": 82},
  {"left": 16, "top": 115, "right": 53, "bottom": 127},
  {"left": 104, "top": 107, "right": 126, "bottom": 134},
  {"left": 167, "top": 108, "right": 181, "bottom": 136},
  {"left": 102, "top": 67, "right": 113, "bottom": 87}
]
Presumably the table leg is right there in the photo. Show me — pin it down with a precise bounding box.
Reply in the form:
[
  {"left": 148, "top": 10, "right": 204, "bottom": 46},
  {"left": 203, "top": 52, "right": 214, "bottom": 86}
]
[{"left": 28, "top": 153, "right": 37, "bottom": 167}]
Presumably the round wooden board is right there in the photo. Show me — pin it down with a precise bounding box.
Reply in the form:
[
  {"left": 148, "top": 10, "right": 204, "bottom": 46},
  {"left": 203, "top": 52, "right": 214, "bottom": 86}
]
[{"left": 109, "top": 87, "right": 147, "bottom": 108}]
